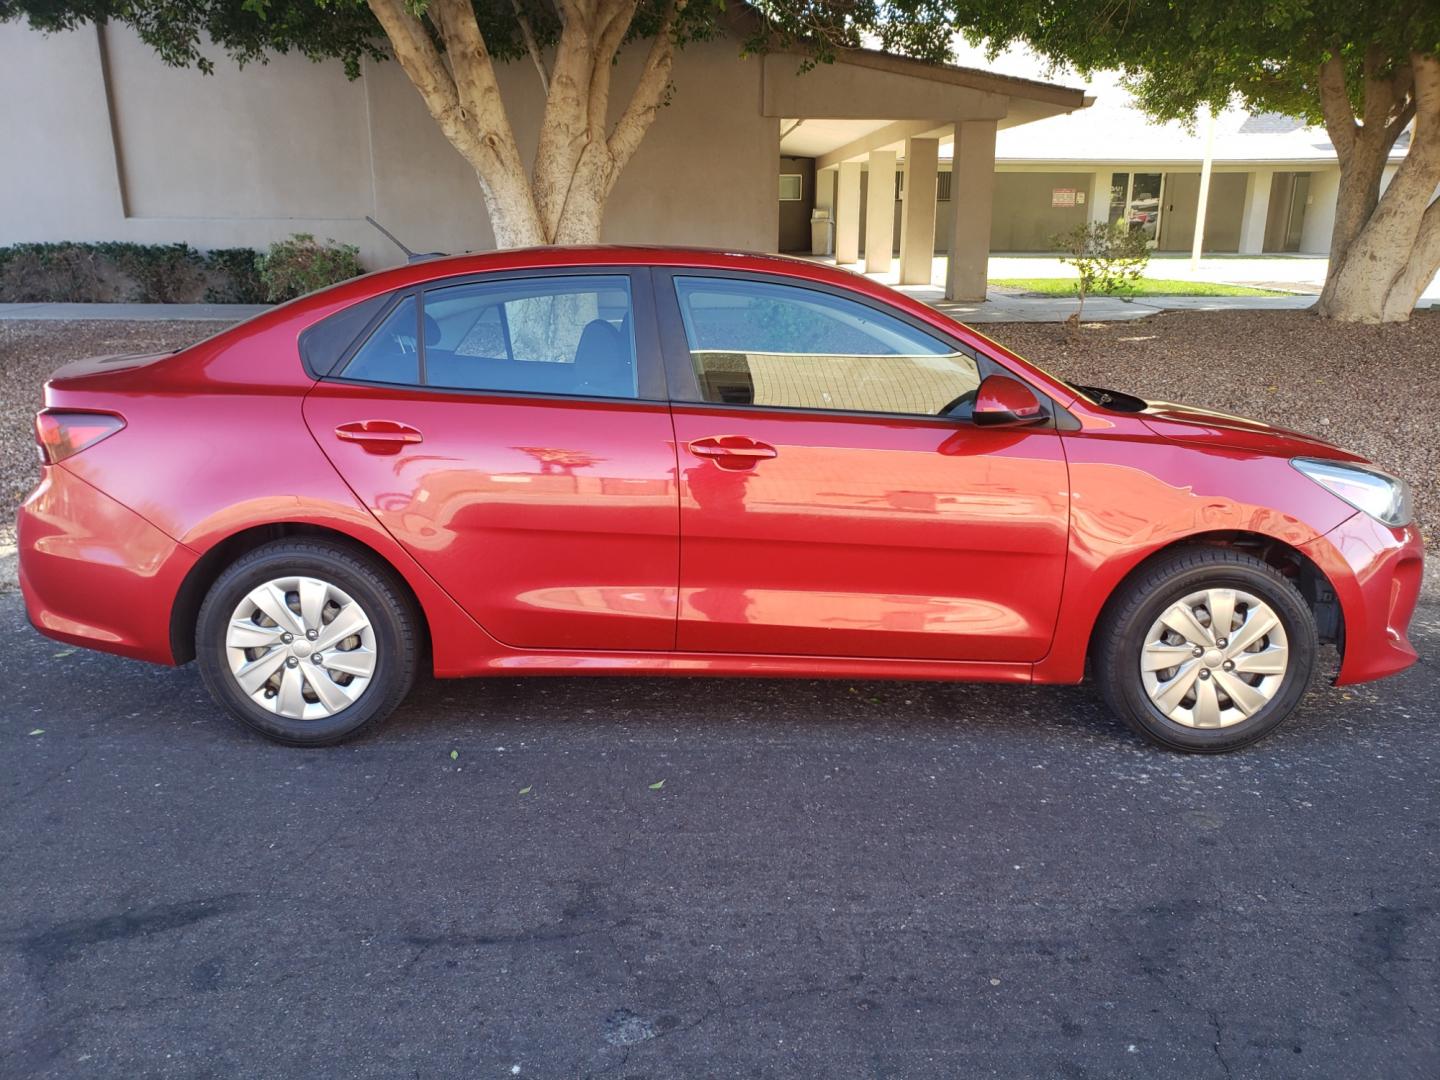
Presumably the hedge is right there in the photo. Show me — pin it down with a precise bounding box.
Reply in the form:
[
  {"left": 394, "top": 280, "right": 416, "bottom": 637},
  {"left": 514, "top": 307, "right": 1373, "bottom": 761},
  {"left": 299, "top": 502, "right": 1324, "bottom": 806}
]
[{"left": 0, "top": 235, "right": 362, "bottom": 305}]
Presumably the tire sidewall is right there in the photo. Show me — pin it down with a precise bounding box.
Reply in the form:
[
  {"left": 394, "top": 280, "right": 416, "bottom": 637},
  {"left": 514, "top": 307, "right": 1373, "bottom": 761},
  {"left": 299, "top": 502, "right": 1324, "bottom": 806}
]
[
  {"left": 196, "top": 543, "right": 413, "bottom": 746},
  {"left": 1108, "top": 564, "right": 1316, "bottom": 753}
]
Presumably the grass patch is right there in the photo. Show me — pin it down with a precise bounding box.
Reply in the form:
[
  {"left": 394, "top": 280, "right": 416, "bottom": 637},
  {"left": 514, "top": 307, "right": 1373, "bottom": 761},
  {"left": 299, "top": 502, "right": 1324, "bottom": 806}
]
[{"left": 989, "top": 277, "right": 1290, "bottom": 298}]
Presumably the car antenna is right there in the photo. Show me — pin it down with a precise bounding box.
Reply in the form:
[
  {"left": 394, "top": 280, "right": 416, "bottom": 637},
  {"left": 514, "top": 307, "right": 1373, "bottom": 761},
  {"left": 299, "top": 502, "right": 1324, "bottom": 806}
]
[{"left": 365, "top": 216, "right": 446, "bottom": 263}]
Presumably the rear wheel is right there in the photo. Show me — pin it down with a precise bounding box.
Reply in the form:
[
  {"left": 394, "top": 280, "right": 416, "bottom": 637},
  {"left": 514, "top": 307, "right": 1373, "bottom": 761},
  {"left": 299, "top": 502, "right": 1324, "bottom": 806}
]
[
  {"left": 196, "top": 539, "right": 418, "bottom": 745},
  {"left": 1094, "top": 546, "right": 1317, "bottom": 752}
]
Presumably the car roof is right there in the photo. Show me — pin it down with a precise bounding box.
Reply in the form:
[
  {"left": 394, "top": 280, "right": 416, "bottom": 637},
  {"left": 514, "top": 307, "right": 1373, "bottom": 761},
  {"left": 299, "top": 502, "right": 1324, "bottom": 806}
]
[{"left": 343, "top": 245, "right": 866, "bottom": 295}]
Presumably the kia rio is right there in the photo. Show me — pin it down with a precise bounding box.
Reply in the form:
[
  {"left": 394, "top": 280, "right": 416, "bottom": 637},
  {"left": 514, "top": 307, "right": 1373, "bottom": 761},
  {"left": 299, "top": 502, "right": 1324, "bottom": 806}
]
[{"left": 18, "top": 248, "right": 1422, "bottom": 752}]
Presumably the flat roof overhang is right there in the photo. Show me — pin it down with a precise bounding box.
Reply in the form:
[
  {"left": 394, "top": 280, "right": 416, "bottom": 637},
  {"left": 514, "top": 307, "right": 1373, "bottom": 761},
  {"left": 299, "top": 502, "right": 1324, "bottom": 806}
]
[{"left": 767, "top": 48, "right": 1090, "bottom": 164}]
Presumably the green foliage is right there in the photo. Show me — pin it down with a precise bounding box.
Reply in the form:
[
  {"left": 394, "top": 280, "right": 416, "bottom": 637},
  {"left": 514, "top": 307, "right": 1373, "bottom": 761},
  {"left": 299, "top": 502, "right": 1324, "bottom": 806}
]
[
  {"left": 93, "top": 241, "right": 205, "bottom": 303},
  {"left": 204, "top": 247, "right": 267, "bottom": 303},
  {"left": 0, "top": 1, "right": 962, "bottom": 85},
  {"left": 0, "top": 243, "right": 106, "bottom": 302},
  {"left": 258, "top": 233, "right": 362, "bottom": 302},
  {"left": 0, "top": 241, "right": 276, "bottom": 303},
  {"left": 1050, "top": 223, "right": 1152, "bottom": 310},
  {"left": 949, "top": 1, "right": 1439, "bottom": 127}
]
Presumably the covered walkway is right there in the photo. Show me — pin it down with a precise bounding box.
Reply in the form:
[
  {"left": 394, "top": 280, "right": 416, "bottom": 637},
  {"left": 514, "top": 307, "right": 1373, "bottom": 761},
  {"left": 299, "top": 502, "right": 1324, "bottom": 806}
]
[{"left": 769, "top": 51, "right": 1088, "bottom": 301}]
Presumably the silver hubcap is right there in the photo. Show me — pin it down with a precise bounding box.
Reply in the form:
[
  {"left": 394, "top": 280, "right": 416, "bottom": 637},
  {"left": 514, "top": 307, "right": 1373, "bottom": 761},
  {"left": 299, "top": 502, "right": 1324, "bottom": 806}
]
[
  {"left": 1140, "top": 588, "right": 1289, "bottom": 729},
  {"left": 225, "top": 576, "right": 377, "bottom": 720}
]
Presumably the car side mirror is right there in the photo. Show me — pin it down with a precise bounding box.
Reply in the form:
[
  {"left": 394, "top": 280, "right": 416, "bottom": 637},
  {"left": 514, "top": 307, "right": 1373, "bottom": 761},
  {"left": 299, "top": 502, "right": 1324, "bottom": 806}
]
[{"left": 972, "top": 374, "right": 1046, "bottom": 427}]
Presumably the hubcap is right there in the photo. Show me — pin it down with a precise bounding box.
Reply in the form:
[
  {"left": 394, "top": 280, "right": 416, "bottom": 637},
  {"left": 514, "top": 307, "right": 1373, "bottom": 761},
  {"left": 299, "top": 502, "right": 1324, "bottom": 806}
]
[
  {"left": 225, "top": 576, "right": 377, "bottom": 720},
  {"left": 1139, "top": 588, "right": 1289, "bottom": 729}
]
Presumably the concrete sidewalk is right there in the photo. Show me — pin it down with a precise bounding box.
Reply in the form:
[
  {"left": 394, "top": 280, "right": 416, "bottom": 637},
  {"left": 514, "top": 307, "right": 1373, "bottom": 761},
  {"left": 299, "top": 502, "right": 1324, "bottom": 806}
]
[
  {"left": 0, "top": 293, "right": 1323, "bottom": 325},
  {"left": 911, "top": 288, "right": 1318, "bottom": 323}
]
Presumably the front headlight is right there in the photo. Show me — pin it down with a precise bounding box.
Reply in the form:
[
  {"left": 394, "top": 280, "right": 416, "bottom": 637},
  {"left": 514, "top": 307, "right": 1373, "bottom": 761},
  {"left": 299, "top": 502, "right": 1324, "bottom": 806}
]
[{"left": 1292, "top": 458, "right": 1413, "bottom": 527}]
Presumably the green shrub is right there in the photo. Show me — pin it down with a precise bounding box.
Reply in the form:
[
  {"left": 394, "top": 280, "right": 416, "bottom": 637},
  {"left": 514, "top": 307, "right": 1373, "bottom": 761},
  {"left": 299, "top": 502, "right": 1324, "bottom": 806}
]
[
  {"left": 0, "top": 241, "right": 275, "bottom": 304},
  {"left": 0, "top": 242, "right": 107, "bottom": 302},
  {"left": 203, "top": 248, "right": 267, "bottom": 304},
  {"left": 259, "top": 233, "right": 363, "bottom": 302},
  {"left": 94, "top": 241, "right": 205, "bottom": 303},
  {"left": 1049, "top": 222, "right": 1152, "bottom": 320}
]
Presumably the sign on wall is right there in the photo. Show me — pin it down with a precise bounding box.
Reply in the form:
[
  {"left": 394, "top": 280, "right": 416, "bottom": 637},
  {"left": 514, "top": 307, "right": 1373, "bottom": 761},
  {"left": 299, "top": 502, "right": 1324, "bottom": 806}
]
[{"left": 1051, "top": 188, "right": 1078, "bottom": 208}]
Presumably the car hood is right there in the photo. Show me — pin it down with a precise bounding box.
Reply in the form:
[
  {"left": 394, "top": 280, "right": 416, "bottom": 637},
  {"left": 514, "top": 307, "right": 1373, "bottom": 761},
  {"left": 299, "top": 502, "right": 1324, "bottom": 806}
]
[{"left": 1138, "top": 399, "right": 1365, "bottom": 462}]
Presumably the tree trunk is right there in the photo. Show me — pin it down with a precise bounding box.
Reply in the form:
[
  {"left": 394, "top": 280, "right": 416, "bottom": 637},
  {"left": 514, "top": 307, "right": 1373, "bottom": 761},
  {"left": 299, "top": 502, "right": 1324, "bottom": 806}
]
[
  {"left": 367, "top": 0, "right": 680, "bottom": 252},
  {"left": 1314, "top": 52, "right": 1440, "bottom": 323}
]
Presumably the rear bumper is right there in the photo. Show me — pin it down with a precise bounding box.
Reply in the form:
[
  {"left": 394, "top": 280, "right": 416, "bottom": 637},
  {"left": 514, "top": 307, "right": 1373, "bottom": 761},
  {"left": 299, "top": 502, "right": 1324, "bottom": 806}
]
[
  {"left": 17, "top": 465, "right": 196, "bottom": 665},
  {"left": 1302, "top": 512, "right": 1424, "bottom": 685}
]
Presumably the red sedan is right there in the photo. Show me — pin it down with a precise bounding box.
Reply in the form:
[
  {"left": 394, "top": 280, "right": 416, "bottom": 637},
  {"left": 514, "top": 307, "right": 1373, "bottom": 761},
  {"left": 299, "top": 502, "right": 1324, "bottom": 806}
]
[{"left": 18, "top": 248, "right": 1421, "bottom": 752}]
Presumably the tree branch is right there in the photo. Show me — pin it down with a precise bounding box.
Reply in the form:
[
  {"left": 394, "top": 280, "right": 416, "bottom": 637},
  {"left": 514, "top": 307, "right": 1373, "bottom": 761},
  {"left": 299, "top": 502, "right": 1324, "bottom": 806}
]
[
  {"left": 1317, "top": 51, "right": 1357, "bottom": 161},
  {"left": 587, "top": 0, "right": 638, "bottom": 136},
  {"left": 379, "top": 0, "right": 542, "bottom": 246},
  {"left": 511, "top": 0, "right": 552, "bottom": 95},
  {"left": 365, "top": 0, "right": 466, "bottom": 144},
  {"left": 607, "top": 0, "right": 682, "bottom": 171}
]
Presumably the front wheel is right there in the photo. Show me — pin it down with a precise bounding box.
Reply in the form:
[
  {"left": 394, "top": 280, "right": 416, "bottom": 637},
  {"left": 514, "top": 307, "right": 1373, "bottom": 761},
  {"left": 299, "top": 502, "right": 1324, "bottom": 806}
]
[
  {"left": 1093, "top": 546, "right": 1318, "bottom": 753},
  {"left": 196, "top": 539, "right": 418, "bottom": 746}
]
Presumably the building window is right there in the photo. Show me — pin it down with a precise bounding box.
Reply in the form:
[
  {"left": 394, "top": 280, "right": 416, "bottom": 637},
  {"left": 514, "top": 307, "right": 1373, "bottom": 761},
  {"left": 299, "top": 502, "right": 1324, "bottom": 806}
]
[
  {"left": 779, "top": 174, "right": 804, "bottom": 201},
  {"left": 896, "top": 171, "right": 952, "bottom": 201}
]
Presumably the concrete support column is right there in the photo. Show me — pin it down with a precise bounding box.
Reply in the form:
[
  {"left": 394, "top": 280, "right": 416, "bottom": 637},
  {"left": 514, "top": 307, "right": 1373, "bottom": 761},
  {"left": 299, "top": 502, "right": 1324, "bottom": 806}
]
[
  {"left": 1238, "top": 169, "right": 1274, "bottom": 254},
  {"left": 1088, "top": 170, "right": 1111, "bottom": 227},
  {"left": 815, "top": 166, "right": 837, "bottom": 214},
  {"left": 835, "top": 161, "right": 862, "bottom": 265},
  {"left": 946, "top": 120, "right": 997, "bottom": 302},
  {"left": 898, "top": 137, "right": 939, "bottom": 285},
  {"left": 864, "top": 150, "right": 897, "bottom": 274}
]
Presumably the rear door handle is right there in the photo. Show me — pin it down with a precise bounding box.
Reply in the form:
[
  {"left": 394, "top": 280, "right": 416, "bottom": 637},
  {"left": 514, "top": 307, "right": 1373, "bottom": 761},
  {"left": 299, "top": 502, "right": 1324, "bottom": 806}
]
[
  {"left": 335, "top": 419, "right": 423, "bottom": 454},
  {"left": 688, "top": 436, "right": 778, "bottom": 469}
]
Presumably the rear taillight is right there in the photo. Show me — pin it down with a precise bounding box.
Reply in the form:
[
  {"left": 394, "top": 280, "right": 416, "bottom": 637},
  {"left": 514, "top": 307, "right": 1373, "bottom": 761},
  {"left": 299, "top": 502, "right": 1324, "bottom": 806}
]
[{"left": 34, "top": 409, "right": 125, "bottom": 464}]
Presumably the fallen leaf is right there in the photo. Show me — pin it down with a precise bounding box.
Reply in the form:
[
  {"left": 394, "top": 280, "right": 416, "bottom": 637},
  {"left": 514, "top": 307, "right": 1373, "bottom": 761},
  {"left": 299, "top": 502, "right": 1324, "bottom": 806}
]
[
  {"left": 450, "top": 749, "right": 459, "bottom": 760},
  {"left": 648, "top": 779, "right": 665, "bottom": 790},
  {"left": 52, "top": 649, "right": 75, "bottom": 658},
  {"left": 519, "top": 785, "right": 532, "bottom": 795},
  {"left": 28, "top": 729, "right": 44, "bottom": 736}
]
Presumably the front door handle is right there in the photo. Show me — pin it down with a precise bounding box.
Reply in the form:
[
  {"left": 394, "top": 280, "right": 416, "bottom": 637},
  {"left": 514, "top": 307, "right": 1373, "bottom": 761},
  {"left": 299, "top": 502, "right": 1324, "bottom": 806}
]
[
  {"left": 334, "top": 419, "right": 423, "bottom": 455},
  {"left": 688, "top": 435, "right": 778, "bottom": 470}
]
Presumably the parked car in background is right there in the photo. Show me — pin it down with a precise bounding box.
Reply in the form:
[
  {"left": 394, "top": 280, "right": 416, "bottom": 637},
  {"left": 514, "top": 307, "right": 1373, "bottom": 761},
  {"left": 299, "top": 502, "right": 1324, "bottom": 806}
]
[{"left": 18, "top": 248, "right": 1422, "bottom": 752}]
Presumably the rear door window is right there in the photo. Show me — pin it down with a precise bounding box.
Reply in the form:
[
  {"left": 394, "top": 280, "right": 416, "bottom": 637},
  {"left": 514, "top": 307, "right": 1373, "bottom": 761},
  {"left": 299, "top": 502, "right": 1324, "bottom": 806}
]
[{"left": 340, "top": 275, "right": 639, "bottom": 400}]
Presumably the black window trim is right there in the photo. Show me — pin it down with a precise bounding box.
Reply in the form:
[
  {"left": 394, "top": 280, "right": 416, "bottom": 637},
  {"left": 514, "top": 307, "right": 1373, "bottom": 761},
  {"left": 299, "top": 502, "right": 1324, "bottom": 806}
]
[
  {"left": 650, "top": 266, "right": 1070, "bottom": 429},
  {"left": 319, "top": 266, "right": 669, "bottom": 404}
]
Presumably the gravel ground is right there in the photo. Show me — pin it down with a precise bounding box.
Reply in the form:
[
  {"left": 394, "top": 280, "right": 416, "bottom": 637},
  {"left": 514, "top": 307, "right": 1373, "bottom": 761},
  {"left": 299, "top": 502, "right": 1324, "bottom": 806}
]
[
  {"left": 1, "top": 312, "right": 1434, "bottom": 593},
  {"left": 986, "top": 309, "right": 1440, "bottom": 539}
]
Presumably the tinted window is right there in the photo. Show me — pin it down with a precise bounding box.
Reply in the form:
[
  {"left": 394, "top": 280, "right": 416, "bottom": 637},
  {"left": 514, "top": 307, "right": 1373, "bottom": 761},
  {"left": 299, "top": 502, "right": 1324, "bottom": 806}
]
[
  {"left": 343, "top": 296, "right": 420, "bottom": 384},
  {"left": 425, "top": 276, "right": 636, "bottom": 398},
  {"left": 299, "top": 294, "right": 391, "bottom": 377},
  {"left": 339, "top": 276, "right": 638, "bottom": 399},
  {"left": 673, "top": 277, "right": 980, "bottom": 416}
]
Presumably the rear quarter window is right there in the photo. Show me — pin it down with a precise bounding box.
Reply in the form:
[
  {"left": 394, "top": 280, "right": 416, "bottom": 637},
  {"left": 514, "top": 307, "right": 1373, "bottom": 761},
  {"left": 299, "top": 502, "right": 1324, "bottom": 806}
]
[{"left": 298, "top": 294, "right": 392, "bottom": 378}]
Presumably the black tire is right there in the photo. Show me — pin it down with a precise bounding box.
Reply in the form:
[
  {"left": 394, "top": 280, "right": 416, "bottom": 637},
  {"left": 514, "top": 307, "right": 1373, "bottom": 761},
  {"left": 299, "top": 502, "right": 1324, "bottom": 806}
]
[
  {"left": 1093, "top": 545, "right": 1317, "bottom": 753},
  {"left": 196, "top": 539, "right": 418, "bottom": 746}
]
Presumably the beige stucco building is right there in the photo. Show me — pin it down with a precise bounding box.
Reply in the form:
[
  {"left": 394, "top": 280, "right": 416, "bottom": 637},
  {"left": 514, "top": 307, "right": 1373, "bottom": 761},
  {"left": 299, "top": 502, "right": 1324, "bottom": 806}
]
[{"left": 0, "top": 22, "right": 1086, "bottom": 300}]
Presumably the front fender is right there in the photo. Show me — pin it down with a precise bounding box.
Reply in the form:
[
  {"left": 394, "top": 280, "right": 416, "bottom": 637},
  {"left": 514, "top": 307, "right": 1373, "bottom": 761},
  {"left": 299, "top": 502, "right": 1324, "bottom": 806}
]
[{"left": 1032, "top": 427, "right": 1356, "bottom": 684}]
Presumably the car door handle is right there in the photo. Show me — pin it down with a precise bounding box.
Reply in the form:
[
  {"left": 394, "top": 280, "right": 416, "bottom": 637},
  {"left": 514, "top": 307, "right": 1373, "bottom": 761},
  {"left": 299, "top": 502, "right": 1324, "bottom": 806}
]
[
  {"left": 688, "top": 436, "right": 778, "bottom": 468},
  {"left": 334, "top": 420, "right": 423, "bottom": 454}
]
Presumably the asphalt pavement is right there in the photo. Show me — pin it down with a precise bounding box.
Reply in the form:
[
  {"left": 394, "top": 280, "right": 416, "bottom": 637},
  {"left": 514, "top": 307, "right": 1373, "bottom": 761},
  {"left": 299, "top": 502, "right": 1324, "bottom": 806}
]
[{"left": 2, "top": 594, "right": 1437, "bottom": 1079}]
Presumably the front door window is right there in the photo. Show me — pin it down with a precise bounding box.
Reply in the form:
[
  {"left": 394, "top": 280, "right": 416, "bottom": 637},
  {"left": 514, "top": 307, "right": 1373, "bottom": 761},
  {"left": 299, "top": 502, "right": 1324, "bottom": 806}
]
[{"left": 672, "top": 276, "right": 982, "bottom": 418}]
